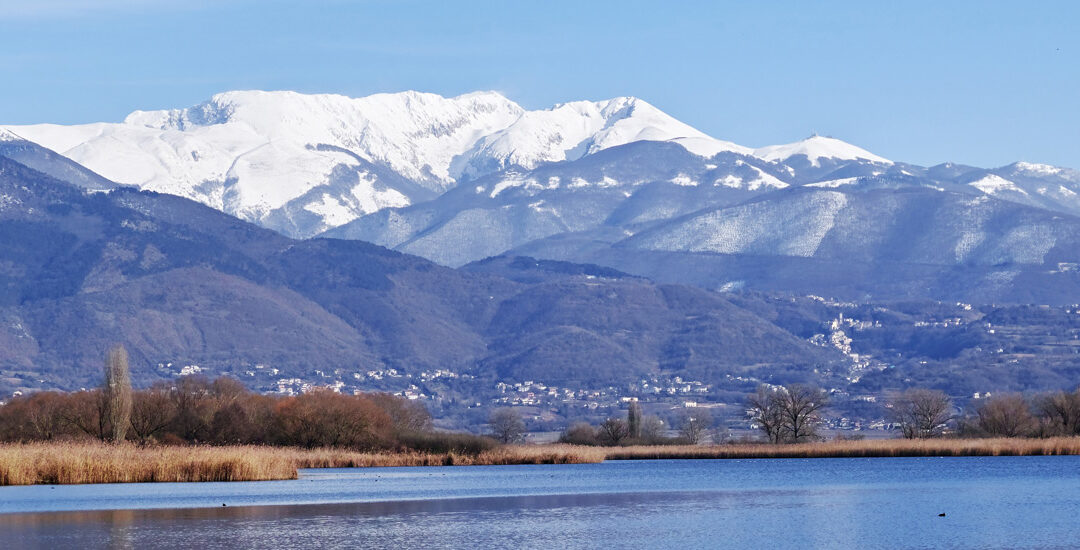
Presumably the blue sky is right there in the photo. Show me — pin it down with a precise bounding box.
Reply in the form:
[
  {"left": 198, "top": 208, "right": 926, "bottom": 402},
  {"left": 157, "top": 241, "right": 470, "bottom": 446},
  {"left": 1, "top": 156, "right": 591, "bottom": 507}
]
[{"left": 0, "top": 0, "right": 1077, "bottom": 168}]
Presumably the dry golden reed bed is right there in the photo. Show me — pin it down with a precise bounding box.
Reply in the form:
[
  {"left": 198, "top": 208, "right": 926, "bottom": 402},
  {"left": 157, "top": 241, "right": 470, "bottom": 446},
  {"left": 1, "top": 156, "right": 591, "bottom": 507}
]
[
  {"left": 2, "top": 438, "right": 1079, "bottom": 486},
  {"left": 0, "top": 443, "right": 297, "bottom": 486},
  {"left": 0, "top": 442, "right": 604, "bottom": 486},
  {"left": 602, "top": 437, "right": 1080, "bottom": 460}
]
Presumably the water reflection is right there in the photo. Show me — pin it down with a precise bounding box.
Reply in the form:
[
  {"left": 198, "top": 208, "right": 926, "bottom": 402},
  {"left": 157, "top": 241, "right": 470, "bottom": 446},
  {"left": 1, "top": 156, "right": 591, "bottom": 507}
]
[
  {"left": 0, "top": 491, "right": 717, "bottom": 549},
  {"left": 2, "top": 458, "right": 1080, "bottom": 549}
]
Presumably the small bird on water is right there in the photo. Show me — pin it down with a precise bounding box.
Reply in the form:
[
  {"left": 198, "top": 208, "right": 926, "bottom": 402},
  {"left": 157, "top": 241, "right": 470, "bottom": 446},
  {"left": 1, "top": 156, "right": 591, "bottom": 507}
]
[{"left": 938, "top": 513, "right": 946, "bottom": 517}]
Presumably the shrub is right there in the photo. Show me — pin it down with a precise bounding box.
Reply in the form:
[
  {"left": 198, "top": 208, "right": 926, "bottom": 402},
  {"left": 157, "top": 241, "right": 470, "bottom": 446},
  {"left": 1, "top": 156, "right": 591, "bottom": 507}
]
[{"left": 398, "top": 431, "right": 498, "bottom": 455}]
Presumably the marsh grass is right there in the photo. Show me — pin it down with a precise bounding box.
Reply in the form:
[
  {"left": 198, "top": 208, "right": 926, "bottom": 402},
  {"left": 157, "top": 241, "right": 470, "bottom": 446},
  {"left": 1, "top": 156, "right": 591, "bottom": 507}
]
[
  {"left": 602, "top": 437, "right": 1080, "bottom": 460},
  {"left": 0, "top": 442, "right": 605, "bottom": 485},
  {"left": 3, "top": 438, "right": 1078, "bottom": 486},
  {"left": 0, "top": 442, "right": 297, "bottom": 486}
]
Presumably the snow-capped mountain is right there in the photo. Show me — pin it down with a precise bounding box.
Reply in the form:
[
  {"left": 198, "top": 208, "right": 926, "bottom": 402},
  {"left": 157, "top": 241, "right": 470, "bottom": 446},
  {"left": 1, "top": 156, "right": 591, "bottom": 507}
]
[
  {"left": 325, "top": 142, "right": 792, "bottom": 266},
  {"left": 0, "top": 128, "right": 117, "bottom": 192},
  {"left": 753, "top": 135, "right": 891, "bottom": 166},
  {"left": 450, "top": 96, "right": 751, "bottom": 179},
  {"left": 6, "top": 88, "right": 1080, "bottom": 303},
  {"left": 4, "top": 90, "right": 760, "bottom": 238},
  {"left": 959, "top": 162, "right": 1080, "bottom": 217}
]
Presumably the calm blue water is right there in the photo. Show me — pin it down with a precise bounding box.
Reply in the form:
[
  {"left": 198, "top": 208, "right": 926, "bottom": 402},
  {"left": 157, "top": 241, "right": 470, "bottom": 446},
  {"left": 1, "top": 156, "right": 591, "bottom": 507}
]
[{"left": 1, "top": 457, "right": 1079, "bottom": 549}]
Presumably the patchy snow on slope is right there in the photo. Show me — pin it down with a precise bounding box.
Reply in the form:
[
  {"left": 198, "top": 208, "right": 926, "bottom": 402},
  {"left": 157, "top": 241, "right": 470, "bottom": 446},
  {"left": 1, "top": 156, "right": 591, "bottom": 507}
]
[
  {"left": 489, "top": 173, "right": 533, "bottom": 198},
  {"left": 969, "top": 174, "right": 1028, "bottom": 196},
  {"left": 1013, "top": 162, "right": 1063, "bottom": 176},
  {"left": 301, "top": 176, "right": 409, "bottom": 228},
  {"left": 742, "top": 165, "right": 789, "bottom": 190},
  {"left": 670, "top": 174, "right": 698, "bottom": 187},
  {"left": 807, "top": 177, "right": 861, "bottom": 188},
  {"left": 631, "top": 191, "right": 849, "bottom": 257},
  {"left": 754, "top": 135, "right": 890, "bottom": 166},
  {"left": 712, "top": 163, "right": 788, "bottom": 190}
]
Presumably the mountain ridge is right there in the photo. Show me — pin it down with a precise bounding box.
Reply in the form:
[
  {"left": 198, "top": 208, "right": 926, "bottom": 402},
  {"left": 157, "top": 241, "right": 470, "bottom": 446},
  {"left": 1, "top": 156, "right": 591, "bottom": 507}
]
[{"left": 3, "top": 90, "right": 889, "bottom": 238}]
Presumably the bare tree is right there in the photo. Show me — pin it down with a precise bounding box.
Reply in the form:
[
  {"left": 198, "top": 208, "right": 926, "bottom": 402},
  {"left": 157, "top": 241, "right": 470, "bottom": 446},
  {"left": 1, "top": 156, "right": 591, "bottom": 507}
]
[
  {"left": 129, "top": 386, "right": 176, "bottom": 444},
  {"left": 709, "top": 425, "right": 731, "bottom": 445},
  {"left": 677, "top": 407, "right": 712, "bottom": 444},
  {"left": 559, "top": 422, "right": 599, "bottom": 445},
  {"left": 627, "top": 401, "right": 642, "bottom": 440},
  {"left": 639, "top": 416, "right": 666, "bottom": 444},
  {"left": 976, "top": 394, "right": 1036, "bottom": 437},
  {"left": 747, "top": 385, "right": 786, "bottom": 443},
  {"left": 368, "top": 392, "right": 433, "bottom": 434},
  {"left": 777, "top": 384, "right": 828, "bottom": 443},
  {"left": 62, "top": 389, "right": 110, "bottom": 441},
  {"left": 889, "top": 388, "right": 952, "bottom": 439},
  {"left": 24, "top": 392, "right": 66, "bottom": 441},
  {"left": 489, "top": 408, "right": 526, "bottom": 443},
  {"left": 1034, "top": 389, "right": 1080, "bottom": 436},
  {"left": 103, "top": 344, "right": 132, "bottom": 443},
  {"left": 168, "top": 375, "right": 215, "bottom": 441},
  {"left": 597, "top": 417, "right": 630, "bottom": 446}
]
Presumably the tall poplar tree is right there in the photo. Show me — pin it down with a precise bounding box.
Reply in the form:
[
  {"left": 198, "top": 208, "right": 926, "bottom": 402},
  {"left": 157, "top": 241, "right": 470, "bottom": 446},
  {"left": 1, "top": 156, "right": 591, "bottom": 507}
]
[{"left": 103, "top": 344, "right": 132, "bottom": 443}]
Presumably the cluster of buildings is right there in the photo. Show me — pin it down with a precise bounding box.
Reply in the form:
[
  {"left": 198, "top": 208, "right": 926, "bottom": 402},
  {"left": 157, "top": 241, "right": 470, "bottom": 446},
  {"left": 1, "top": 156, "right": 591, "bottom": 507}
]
[{"left": 492, "top": 375, "right": 713, "bottom": 409}]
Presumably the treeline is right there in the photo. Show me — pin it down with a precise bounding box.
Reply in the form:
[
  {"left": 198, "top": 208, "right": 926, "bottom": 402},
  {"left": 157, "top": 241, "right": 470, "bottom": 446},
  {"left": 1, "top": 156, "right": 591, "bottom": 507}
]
[
  {"left": 559, "top": 401, "right": 725, "bottom": 446},
  {"left": 0, "top": 345, "right": 502, "bottom": 453},
  {"left": 558, "top": 383, "right": 1080, "bottom": 447},
  {"left": 0, "top": 375, "right": 462, "bottom": 449},
  {"left": 889, "top": 387, "right": 1080, "bottom": 439}
]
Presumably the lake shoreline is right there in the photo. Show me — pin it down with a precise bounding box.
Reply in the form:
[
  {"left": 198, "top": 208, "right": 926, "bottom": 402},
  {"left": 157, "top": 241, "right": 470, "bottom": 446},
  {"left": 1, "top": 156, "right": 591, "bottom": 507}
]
[{"left": 3, "top": 437, "right": 1080, "bottom": 486}]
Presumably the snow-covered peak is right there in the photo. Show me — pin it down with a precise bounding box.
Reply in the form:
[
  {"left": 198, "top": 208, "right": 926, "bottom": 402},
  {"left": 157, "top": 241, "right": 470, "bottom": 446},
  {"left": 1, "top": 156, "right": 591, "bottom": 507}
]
[
  {"left": 0, "top": 128, "right": 24, "bottom": 142},
  {"left": 754, "top": 135, "right": 890, "bottom": 166},
  {"left": 118, "top": 89, "right": 526, "bottom": 185},
  {"left": 1007, "top": 161, "right": 1065, "bottom": 177},
  {"left": 451, "top": 96, "right": 750, "bottom": 179},
  {"left": 9, "top": 89, "right": 754, "bottom": 236}
]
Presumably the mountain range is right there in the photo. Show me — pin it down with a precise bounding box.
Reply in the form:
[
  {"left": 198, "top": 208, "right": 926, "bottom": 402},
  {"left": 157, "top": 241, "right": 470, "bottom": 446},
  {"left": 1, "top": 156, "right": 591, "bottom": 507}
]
[
  {"left": 4, "top": 90, "right": 1080, "bottom": 427},
  {"left": 7, "top": 90, "right": 1078, "bottom": 304},
  {"left": 0, "top": 151, "right": 848, "bottom": 399}
]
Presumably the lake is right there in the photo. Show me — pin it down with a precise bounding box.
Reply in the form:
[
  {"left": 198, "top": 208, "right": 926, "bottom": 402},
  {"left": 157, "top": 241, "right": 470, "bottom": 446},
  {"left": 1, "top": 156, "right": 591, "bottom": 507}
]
[{"left": 2, "top": 456, "right": 1079, "bottom": 549}]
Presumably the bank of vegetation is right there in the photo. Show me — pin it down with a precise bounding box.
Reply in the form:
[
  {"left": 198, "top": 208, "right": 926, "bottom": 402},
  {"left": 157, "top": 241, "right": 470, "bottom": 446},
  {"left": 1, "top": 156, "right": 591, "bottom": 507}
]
[
  {"left": 2, "top": 347, "right": 1080, "bottom": 486},
  {"left": 0, "top": 442, "right": 604, "bottom": 486},
  {"left": 0, "top": 346, "right": 490, "bottom": 453},
  {"left": 558, "top": 384, "right": 1080, "bottom": 446},
  {"left": 5, "top": 436, "right": 1080, "bottom": 486}
]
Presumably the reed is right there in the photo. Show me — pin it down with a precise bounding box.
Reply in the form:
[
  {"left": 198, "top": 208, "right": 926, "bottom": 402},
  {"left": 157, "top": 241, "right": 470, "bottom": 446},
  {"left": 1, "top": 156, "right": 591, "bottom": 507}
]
[
  {"left": 0, "top": 442, "right": 296, "bottom": 486},
  {"left": 0, "top": 442, "right": 606, "bottom": 485},
  {"left": 3, "top": 438, "right": 1079, "bottom": 486},
  {"left": 281, "top": 443, "right": 606, "bottom": 468},
  {"left": 601, "top": 437, "right": 1080, "bottom": 460}
]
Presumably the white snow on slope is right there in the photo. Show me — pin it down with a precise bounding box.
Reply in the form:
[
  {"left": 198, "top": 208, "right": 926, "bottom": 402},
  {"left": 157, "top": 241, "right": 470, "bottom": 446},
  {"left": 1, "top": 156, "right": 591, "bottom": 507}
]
[
  {"left": 631, "top": 191, "right": 849, "bottom": 257},
  {"left": 754, "top": 135, "right": 890, "bottom": 166},
  {"left": 4, "top": 90, "right": 756, "bottom": 234},
  {"left": 0, "top": 128, "right": 24, "bottom": 142},
  {"left": 10, "top": 90, "right": 523, "bottom": 213},
  {"left": 1012, "top": 162, "right": 1063, "bottom": 177},
  {"left": 730, "top": 163, "right": 789, "bottom": 190},
  {"left": 670, "top": 136, "right": 753, "bottom": 158},
  {"left": 807, "top": 177, "right": 861, "bottom": 188},
  {"left": 451, "top": 97, "right": 750, "bottom": 179},
  {"left": 969, "top": 174, "right": 1028, "bottom": 196}
]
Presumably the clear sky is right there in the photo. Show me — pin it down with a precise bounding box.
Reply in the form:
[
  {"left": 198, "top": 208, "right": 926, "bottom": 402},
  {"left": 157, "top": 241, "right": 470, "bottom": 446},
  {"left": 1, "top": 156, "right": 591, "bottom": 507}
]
[{"left": 1, "top": 0, "right": 1077, "bottom": 168}]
